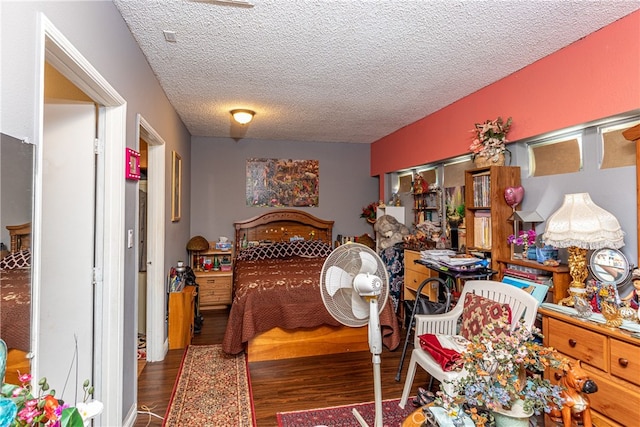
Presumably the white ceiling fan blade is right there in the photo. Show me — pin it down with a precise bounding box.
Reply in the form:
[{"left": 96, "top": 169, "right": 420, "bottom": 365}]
[
  {"left": 359, "top": 250, "right": 378, "bottom": 275},
  {"left": 325, "top": 265, "right": 354, "bottom": 297},
  {"left": 351, "top": 291, "right": 369, "bottom": 319}
]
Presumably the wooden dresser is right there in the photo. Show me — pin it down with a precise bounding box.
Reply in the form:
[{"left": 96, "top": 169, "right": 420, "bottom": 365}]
[{"left": 539, "top": 307, "right": 640, "bottom": 426}]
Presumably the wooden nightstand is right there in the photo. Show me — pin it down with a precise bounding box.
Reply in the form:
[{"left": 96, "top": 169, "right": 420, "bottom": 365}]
[{"left": 193, "top": 245, "right": 234, "bottom": 310}]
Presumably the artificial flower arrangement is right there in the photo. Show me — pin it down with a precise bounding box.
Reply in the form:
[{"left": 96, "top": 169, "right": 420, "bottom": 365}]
[
  {"left": 507, "top": 229, "right": 536, "bottom": 247},
  {"left": 360, "top": 202, "right": 378, "bottom": 222},
  {"left": 469, "top": 116, "right": 512, "bottom": 162},
  {"left": 435, "top": 320, "right": 568, "bottom": 426},
  {"left": 0, "top": 373, "right": 103, "bottom": 427}
]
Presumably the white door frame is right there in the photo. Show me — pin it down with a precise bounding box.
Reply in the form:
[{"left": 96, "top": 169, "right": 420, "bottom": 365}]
[
  {"left": 135, "top": 114, "right": 166, "bottom": 364},
  {"left": 33, "top": 14, "right": 126, "bottom": 426}
]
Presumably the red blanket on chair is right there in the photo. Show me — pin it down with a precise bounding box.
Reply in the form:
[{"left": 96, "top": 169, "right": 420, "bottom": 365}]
[{"left": 418, "top": 334, "right": 467, "bottom": 372}]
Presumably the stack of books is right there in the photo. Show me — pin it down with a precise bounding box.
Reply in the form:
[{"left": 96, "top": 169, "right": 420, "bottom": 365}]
[{"left": 502, "top": 263, "right": 552, "bottom": 305}]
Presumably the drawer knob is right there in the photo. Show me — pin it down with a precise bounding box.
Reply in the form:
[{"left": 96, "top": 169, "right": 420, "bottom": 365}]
[
  {"left": 618, "top": 358, "right": 629, "bottom": 367},
  {"left": 554, "top": 372, "right": 562, "bottom": 381},
  {"left": 568, "top": 339, "right": 577, "bottom": 347}
]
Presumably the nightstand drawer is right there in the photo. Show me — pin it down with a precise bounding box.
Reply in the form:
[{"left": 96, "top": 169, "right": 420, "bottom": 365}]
[
  {"left": 546, "top": 317, "right": 607, "bottom": 371},
  {"left": 610, "top": 338, "right": 640, "bottom": 387},
  {"left": 199, "top": 286, "right": 232, "bottom": 302}
]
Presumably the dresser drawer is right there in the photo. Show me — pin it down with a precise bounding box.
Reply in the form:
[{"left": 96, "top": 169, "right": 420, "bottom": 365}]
[
  {"left": 584, "top": 372, "right": 640, "bottom": 426},
  {"left": 404, "top": 250, "right": 422, "bottom": 273},
  {"left": 546, "top": 317, "right": 607, "bottom": 371},
  {"left": 610, "top": 338, "right": 640, "bottom": 387}
]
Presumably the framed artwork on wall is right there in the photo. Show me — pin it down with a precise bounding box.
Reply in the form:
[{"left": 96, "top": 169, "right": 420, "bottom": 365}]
[
  {"left": 246, "top": 158, "right": 319, "bottom": 207},
  {"left": 171, "top": 150, "right": 181, "bottom": 222}
]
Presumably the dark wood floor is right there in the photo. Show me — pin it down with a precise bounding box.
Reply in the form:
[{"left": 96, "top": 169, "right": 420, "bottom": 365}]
[{"left": 135, "top": 309, "right": 431, "bottom": 427}]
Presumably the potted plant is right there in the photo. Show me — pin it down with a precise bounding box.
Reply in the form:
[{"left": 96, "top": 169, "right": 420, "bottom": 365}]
[
  {"left": 469, "top": 117, "right": 512, "bottom": 167},
  {"left": 436, "top": 320, "right": 568, "bottom": 427}
]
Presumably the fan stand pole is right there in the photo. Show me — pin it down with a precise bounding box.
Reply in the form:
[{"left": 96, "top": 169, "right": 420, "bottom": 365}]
[{"left": 352, "top": 298, "right": 384, "bottom": 427}]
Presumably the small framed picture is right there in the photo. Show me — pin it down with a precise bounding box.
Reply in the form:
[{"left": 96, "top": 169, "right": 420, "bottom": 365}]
[
  {"left": 125, "top": 148, "right": 141, "bottom": 180},
  {"left": 171, "top": 150, "right": 182, "bottom": 222}
]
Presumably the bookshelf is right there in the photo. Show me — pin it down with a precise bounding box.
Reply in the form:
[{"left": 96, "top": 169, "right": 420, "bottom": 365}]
[
  {"left": 412, "top": 189, "right": 441, "bottom": 226},
  {"left": 464, "top": 165, "right": 520, "bottom": 270}
]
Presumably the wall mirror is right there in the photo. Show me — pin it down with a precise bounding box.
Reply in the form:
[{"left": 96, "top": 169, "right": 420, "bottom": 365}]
[
  {"left": 0, "top": 132, "right": 35, "bottom": 382},
  {"left": 589, "top": 247, "right": 631, "bottom": 286}
]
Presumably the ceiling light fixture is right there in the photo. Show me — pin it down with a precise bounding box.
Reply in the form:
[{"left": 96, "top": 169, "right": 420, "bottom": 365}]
[{"left": 231, "top": 109, "right": 255, "bottom": 125}]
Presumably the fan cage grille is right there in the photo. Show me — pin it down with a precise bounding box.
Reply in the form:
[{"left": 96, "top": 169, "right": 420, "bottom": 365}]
[{"left": 320, "top": 243, "right": 389, "bottom": 327}]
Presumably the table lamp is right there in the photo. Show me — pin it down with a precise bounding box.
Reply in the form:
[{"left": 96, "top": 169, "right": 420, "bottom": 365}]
[
  {"left": 542, "top": 193, "right": 624, "bottom": 306},
  {"left": 186, "top": 235, "right": 210, "bottom": 271}
]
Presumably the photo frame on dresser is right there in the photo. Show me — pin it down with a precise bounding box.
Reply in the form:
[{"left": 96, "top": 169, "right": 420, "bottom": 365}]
[{"left": 171, "top": 150, "right": 181, "bottom": 222}]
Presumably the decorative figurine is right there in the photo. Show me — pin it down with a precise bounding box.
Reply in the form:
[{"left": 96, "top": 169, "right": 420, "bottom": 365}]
[{"left": 548, "top": 361, "right": 598, "bottom": 427}]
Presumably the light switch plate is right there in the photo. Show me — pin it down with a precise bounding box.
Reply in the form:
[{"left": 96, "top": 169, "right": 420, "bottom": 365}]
[{"left": 127, "top": 229, "right": 134, "bottom": 248}]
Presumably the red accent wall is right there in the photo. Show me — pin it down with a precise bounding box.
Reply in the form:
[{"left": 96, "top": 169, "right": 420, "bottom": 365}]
[{"left": 371, "top": 10, "right": 640, "bottom": 189}]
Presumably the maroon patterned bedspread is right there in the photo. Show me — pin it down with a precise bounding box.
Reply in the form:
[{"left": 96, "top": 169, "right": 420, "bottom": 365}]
[
  {"left": 1, "top": 268, "right": 31, "bottom": 351},
  {"left": 221, "top": 256, "right": 400, "bottom": 355}
]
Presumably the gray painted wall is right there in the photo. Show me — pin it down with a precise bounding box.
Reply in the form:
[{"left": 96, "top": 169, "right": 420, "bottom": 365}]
[
  {"left": 512, "top": 124, "right": 637, "bottom": 267},
  {"left": 190, "top": 137, "right": 379, "bottom": 243},
  {"left": 1, "top": 2, "right": 191, "bottom": 424}
]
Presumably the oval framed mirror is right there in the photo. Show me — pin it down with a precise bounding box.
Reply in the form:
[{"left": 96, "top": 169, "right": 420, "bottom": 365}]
[{"left": 589, "top": 248, "right": 631, "bottom": 286}]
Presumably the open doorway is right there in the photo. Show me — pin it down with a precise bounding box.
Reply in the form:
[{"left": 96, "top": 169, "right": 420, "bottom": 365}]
[
  {"left": 134, "top": 114, "right": 166, "bottom": 372},
  {"left": 37, "top": 15, "right": 126, "bottom": 424}
]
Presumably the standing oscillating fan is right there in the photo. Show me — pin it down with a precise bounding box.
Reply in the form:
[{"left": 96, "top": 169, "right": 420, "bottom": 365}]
[{"left": 320, "top": 243, "right": 389, "bottom": 427}]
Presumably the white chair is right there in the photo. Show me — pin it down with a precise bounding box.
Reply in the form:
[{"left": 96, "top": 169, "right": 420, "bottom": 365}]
[{"left": 398, "top": 280, "right": 539, "bottom": 409}]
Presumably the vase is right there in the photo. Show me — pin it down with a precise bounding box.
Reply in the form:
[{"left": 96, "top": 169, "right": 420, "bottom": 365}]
[
  {"left": 492, "top": 399, "right": 533, "bottom": 427},
  {"left": 474, "top": 152, "right": 505, "bottom": 168}
]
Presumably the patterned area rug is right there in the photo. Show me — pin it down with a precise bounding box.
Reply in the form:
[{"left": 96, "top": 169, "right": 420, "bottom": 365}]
[
  {"left": 163, "top": 344, "right": 254, "bottom": 426},
  {"left": 277, "top": 398, "right": 415, "bottom": 427}
]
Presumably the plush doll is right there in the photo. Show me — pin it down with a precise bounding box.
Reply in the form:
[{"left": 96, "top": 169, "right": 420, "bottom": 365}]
[
  {"left": 620, "top": 267, "right": 640, "bottom": 309},
  {"left": 374, "top": 215, "right": 410, "bottom": 250}
]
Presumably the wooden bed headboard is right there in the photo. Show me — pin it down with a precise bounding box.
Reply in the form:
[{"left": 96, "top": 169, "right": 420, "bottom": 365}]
[
  {"left": 6, "top": 222, "right": 31, "bottom": 253},
  {"left": 234, "top": 210, "right": 334, "bottom": 253}
]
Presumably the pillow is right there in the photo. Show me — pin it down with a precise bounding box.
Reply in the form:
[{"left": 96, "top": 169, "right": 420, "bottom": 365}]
[
  {"left": 459, "top": 293, "right": 511, "bottom": 340},
  {"left": 236, "top": 240, "right": 333, "bottom": 261},
  {"left": 236, "top": 242, "right": 293, "bottom": 261},
  {"left": 289, "top": 240, "right": 333, "bottom": 258},
  {"left": 0, "top": 249, "right": 31, "bottom": 270}
]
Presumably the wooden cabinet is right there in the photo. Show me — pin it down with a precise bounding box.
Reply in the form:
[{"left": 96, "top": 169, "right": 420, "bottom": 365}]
[
  {"left": 403, "top": 249, "right": 439, "bottom": 303},
  {"left": 539, "top": 307, "right": 640, "bottom": 426},
  {"left": 496, "top": 257, "right": 570, "bottom": 304},
  {"left": 193, "top": 246, "right": 234, "bottom": 310},
  {"left": 464, "top": 165, "right": 520, "bottom": 271},
  {"left": 168, "top": 285, "right": 196, "bottom": 349}
]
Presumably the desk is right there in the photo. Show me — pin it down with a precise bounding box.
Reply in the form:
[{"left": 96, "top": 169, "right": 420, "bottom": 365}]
[{"left": 414, "top": 259, "right": 495, "bottom": 283}]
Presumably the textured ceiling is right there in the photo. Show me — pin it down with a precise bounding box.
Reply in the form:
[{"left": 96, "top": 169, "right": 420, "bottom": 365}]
[{"left": 113, "top": 0, "right": 640, "bottom": 144}]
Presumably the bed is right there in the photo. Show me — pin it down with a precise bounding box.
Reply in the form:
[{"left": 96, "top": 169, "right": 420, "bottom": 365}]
[
  {"left": 1, "top": 222, "right": 32, "bottom": 351},
  {"left": 222, "top": 209, "right": 400, "bottom": 362}
]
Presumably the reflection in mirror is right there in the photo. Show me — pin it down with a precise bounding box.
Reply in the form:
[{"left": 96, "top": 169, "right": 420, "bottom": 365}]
[{"left": 0, "top": 133, "right": 34, "bottom": 384}]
